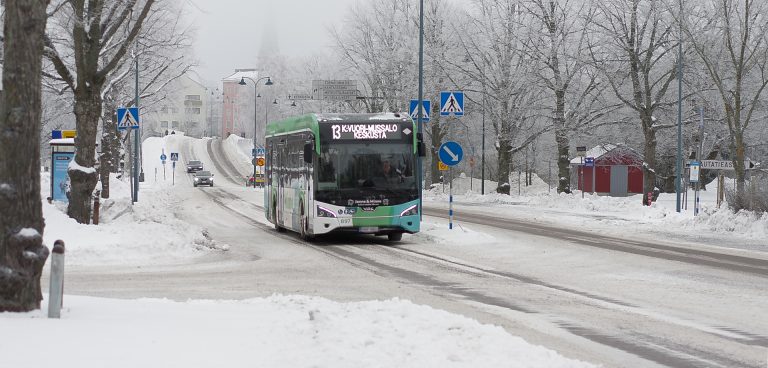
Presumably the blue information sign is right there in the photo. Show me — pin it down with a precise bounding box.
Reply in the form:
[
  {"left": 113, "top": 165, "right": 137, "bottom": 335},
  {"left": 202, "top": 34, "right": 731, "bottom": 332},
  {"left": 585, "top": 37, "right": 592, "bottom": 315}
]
[
  {"left": 170, "top": 152, "right": 179, "bottom": 162},
  {"left": 160, "top": 153, "right": 167, "bottom": 161},
  {"left": 585, "top": 157, "right": 595, "bottom": 167},
  {"left": 439, "top": 141, "right": 463, "bottom": 166}
]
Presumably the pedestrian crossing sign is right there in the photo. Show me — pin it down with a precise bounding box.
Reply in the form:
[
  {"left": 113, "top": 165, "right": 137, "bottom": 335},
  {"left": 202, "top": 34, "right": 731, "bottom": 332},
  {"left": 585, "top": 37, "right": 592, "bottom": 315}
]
[
  {"left": 440, "top": 91, "right": 464, "bottom": 117},
  {"left": 409, "top": 99, "right": 431, "bottom": 122},
  {"left": 117, "top": 107, "right": 140, "bottom": 130}
]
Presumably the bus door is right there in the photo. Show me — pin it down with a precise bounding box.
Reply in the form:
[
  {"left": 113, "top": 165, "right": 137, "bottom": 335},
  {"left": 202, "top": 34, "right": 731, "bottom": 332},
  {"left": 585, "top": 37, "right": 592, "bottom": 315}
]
[
  {"left": 277, "top": 139, "right": 287, "bottom": 227},
  {"left": 303, "top": 138, "right": 314, "bottom": 226}
]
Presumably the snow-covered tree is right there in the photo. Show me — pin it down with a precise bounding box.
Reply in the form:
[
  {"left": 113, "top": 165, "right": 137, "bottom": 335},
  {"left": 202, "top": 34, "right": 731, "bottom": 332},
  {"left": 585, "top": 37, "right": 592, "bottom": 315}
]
[
  {"left": 683, "top": 0, "right": 768, "bottom": 198},
  {"left": 522, "top": 0, "right": 614, "bottom": 193},
  {"left": 451, "top": 0, "right": 547, "bottom": 194},
  {"left": 590, "top": 0, "right": 678, "bottom": 204}
]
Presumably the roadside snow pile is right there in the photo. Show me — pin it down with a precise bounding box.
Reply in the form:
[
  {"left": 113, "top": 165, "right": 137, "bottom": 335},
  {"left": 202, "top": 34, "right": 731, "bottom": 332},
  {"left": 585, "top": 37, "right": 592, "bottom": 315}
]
[
  {"left": 428, "top": 172, "right": 549, "bottom": 200},
  {"left": 687, "top": 206, "right": 768, "bottom": 239},
  {"left": 1, "top": 294, "right": 595, "bottom": 368},
  {"left": 416, "top": 221, "right": 496, "bottom": 245},
  {"left": 41, "top": 173, "right": 227, "bottom": 266},
  {"left": 425, "top": 174, "right": 768, "bottom": 244},
  {"left": 222, "top": 134, "right": 257, "bottom": 177},
  {"left": 224, "top": 134, "right": 255, "bottom": 163}
]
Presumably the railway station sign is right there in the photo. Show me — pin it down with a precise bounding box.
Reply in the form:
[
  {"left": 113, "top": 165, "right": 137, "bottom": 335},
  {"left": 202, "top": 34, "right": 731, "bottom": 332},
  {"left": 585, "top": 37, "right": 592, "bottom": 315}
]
[
  {"left": 287, "top": 93, "right": 313, "bottom": 100},
  {"left": 312, "top": 80, "right": 359, "bottom": 101},
  {"left": 698, "top": 160, "right": 756, "bottom": 170}
]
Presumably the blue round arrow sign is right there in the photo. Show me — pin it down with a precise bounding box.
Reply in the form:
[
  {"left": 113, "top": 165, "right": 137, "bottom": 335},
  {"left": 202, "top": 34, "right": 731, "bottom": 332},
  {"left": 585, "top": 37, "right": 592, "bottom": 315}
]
[
  {"left": 438, "top": 141, "right": 463, "bottom": 166},
  {"left": 160, "top": 154, "right": 167, "bottom": 161}
]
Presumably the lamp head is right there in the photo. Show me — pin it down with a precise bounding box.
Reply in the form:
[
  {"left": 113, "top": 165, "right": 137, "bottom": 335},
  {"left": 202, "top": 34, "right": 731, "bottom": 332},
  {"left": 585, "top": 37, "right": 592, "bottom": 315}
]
[
  {"left": 291, "top": 101, "right": 297, "bottom": 107},
  {"left": 273, "top": 99, "right": 278, "bottom": 104},
  {"left": 265, "top": 77, "right": 273, "bottom": 86},
  {"left": 238, "top": 77, "right": 246, "bottom": 86}
]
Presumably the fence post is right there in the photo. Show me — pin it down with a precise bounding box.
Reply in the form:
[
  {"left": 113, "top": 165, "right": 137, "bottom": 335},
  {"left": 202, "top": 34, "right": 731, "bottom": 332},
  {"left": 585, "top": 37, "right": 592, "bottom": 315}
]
[{"left": 48, "top": 240, "right": 65, "bottom": 318}]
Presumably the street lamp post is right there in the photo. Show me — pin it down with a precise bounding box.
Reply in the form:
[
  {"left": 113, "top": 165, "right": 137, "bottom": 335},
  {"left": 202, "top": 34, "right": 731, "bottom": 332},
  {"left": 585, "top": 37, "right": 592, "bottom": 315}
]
[{"left": 238, "top": 76, "right": 273, "bottom": 188}]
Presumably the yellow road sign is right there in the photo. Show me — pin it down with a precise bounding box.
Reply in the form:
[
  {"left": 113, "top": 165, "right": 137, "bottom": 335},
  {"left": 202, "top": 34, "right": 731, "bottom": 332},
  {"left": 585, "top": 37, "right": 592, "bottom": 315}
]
[
  {"left": 256, "top": 157, "right": 265, "bottom": 167},
  {"left": 438, "top": 161, "right": 449, "bottom": 171}
]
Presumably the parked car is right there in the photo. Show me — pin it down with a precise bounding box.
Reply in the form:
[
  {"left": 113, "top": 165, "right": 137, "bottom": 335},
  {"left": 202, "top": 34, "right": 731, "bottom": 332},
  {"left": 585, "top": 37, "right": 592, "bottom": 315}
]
[
  {"left": 186, "top": 160, "right": 203, "bottom": 173},
  {"left": 193, "top": 171, "right": 214, "bottom": 187}
]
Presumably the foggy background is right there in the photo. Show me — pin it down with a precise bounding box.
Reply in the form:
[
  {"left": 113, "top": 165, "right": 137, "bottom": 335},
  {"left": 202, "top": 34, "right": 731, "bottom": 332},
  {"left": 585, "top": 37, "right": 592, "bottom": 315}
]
[{"left": 189, "top": 0, "right": 358, "bottom": 84}]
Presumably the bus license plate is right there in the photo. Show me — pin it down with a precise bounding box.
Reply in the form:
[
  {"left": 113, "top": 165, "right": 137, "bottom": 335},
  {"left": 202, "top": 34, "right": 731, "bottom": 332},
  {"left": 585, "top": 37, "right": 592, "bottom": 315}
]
[
  {"left": 339, "top": 218, "right": 352, "bottom": 226},
  {"left": 359, "top": 227, "right": 378, "bottom": 233}
]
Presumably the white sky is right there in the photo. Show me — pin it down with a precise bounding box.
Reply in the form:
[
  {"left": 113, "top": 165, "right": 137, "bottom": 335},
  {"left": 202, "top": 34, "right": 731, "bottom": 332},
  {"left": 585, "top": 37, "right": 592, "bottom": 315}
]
[{"left": 188, "top": 0, "right": 358, "bottom": 85}]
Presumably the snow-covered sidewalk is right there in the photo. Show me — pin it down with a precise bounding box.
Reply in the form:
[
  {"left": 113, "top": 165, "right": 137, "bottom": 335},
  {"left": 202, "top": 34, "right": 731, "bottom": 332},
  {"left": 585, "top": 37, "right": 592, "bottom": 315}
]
[{"left": 1, "top": 295, "right": 594, "bottom": 368}]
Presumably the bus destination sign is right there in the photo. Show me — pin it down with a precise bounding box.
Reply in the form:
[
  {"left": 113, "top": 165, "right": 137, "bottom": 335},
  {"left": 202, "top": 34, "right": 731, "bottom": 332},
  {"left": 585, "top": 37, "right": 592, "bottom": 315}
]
[{"left": 329, "top": 123, "right": 402, "bottom": 140}]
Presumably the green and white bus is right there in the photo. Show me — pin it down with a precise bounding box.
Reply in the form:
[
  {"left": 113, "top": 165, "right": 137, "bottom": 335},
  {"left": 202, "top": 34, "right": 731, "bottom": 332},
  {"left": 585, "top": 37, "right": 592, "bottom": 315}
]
[{"left": 265, "top": 113, "right": 424, "bottom": 241}]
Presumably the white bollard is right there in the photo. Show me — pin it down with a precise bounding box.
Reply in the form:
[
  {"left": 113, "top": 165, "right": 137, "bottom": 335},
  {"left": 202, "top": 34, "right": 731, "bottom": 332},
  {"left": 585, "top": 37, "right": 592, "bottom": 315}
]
[{"left": 48, "top": 240, "right": 65, "bottom": 319}]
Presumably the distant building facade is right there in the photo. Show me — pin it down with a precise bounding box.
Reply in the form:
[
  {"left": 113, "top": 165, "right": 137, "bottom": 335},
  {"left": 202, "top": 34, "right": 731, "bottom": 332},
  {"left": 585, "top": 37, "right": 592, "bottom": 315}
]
[
  {"left": 146, "top": 74, "right": 209, "bottom": 138},
  {"left": 221, "top": 68, "right": 262, "bottom": 139}
]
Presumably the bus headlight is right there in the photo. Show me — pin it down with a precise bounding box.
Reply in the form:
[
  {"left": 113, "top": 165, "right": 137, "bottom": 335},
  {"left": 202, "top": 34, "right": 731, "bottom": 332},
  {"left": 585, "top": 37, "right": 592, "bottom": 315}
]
[
  {"left": 317, "top": 206, "right": 337, "bottom": 218},
  {"left": 399, "top": 205, "right": 418, "bottom": 217}
]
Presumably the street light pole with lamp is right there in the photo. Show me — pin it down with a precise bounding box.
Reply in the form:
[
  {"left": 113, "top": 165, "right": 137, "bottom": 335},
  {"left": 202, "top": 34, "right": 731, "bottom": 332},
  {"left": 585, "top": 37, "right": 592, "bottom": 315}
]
[{"left": 238, "top": 76, "right": 273, "bottom": 188}]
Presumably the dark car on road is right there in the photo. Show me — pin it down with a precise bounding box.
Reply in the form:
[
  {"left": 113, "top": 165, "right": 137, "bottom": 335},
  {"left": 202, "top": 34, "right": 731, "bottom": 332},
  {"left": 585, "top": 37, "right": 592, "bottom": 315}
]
[
  {"left": 193, "top": 171, "right": 214, "bottom": 187},
  {"left": 186, "top": 160, "right": 203, "bottom": 173}
]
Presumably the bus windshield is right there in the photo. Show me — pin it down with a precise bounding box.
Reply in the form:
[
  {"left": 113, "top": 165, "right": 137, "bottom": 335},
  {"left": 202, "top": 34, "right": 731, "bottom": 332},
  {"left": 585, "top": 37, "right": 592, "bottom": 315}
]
[{"left": 317, "top": 142, "right": 416, "bottom": 203}]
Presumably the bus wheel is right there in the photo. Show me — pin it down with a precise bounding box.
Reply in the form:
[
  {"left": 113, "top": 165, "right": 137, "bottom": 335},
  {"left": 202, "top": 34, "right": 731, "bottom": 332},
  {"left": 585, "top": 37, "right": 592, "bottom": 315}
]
[
  {"left": 299, "top": 202, "right": 314, "bottom": 241},
  {"left": 387, "top": 232, "right": 403, "bottom": 241}
]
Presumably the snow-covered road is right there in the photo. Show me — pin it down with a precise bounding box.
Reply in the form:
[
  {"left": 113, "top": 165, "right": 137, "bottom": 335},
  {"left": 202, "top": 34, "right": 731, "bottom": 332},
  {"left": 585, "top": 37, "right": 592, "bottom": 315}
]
[{"left": 52, "top": 135, "right": 768, "bottom": 368}]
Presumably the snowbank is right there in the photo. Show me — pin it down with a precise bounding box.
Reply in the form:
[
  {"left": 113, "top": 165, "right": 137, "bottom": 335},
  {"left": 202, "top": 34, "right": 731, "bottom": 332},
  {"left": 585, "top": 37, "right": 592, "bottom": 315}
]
[
  {"left": 1, "top": 295, "right": 594, "bottom": 368},
  {"left": 426, "top": 173, "right": 768, "bottom": 247},
  {"left": 41, "top": 164, "right": 226, "bottom": 266}
]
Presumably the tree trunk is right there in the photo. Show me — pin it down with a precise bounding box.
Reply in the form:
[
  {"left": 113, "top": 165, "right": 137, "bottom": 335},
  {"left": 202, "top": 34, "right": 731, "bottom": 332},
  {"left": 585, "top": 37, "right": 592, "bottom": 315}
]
[
  {"left": 642, "top": 124, "right": 658, "bottom": 206},
  {"left": 733, "top": 132, "right": 746, "bottom": 194},
  {"left": 0, "top": 0, "right": 51, "bottom": 312},
  {"left": 496, "top": 101, "right": 512, "bottom": 195},
  {"left": 99, "top": 111, "right": 119, "bottom": 199},
  {"left": 554, "top": 127, "right": 572, "bottom": 193},
  {"left": 496, "top": 136, "right": 512, "bottom": 195},
  {"left": 67, "top": 92, "right": 103, "bottom": 223}
]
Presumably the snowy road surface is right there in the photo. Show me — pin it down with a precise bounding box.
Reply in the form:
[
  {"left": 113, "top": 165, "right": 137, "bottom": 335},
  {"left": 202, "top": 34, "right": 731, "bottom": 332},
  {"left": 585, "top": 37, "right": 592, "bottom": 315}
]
[{"left": 43, "top": 136, "right": 768, "bottom": 368}]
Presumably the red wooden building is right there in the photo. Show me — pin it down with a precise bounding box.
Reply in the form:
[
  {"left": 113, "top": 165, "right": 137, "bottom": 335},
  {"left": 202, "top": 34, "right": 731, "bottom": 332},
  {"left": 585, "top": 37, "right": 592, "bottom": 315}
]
[{"left": 570, "top": 144, "right": 645, "bottom": 196}]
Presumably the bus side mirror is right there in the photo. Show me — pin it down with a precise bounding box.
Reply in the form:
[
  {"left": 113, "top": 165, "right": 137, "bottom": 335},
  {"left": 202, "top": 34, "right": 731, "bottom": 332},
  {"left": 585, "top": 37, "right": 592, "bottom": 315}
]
[{"left": 303, "top": 142, "right": 313, "bottom": 163}]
